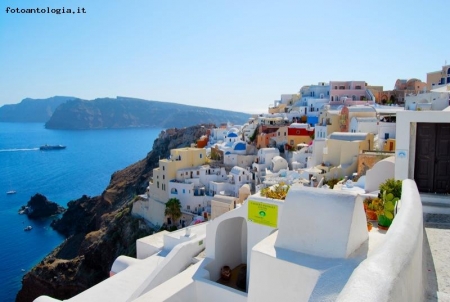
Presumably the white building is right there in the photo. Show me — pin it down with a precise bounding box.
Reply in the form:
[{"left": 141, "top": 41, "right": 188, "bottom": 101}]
[
  {"left": 349, "top": 116, "right": 378, "bottom": 134},
  {"left": 405, "top": 91, "right": 449, "bottom": 111}
]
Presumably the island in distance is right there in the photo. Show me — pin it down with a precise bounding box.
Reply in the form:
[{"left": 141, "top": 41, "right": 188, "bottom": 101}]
[
  {"left": 0, "top": 96, "right": 251, "bottom": 129},
  {"left": 0, "top": 96, "right": 76, "bottom": 123}
]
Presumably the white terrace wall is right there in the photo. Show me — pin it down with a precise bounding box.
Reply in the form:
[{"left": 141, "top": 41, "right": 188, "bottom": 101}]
[
  {"left": 128, "top": 230, "right": 206, "bottom": 300},
  {"left": 364, "top": 156, "right": 395, "bottom": 193},
  {"left": 336, "top": 179, "right": 424, "bottom": 302}
]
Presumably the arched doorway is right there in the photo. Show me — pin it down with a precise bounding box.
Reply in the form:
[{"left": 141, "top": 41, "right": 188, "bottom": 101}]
[{"left": 209, "top": 217, "right": 248, "bottom": 285}]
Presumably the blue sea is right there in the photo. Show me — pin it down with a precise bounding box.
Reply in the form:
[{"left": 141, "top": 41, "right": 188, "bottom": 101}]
[{"left": 0, "top": 123, "right": 162, "bottom": 302}]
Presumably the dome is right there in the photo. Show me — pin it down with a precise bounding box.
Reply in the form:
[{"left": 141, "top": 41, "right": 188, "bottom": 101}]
[{"left": 233, "top": 142, "right": 246, "bottom": 151}]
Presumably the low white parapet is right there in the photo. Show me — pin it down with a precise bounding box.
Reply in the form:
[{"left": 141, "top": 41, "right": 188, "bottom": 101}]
[
  {"left": 337, "top": 179, "right": 424, "bottom": 302},
  {"left": 136, "top": 230, "right": 168, "bottom": 259},
  {"left": 275, "top": 186, "right": 367, "bottom": 258}
]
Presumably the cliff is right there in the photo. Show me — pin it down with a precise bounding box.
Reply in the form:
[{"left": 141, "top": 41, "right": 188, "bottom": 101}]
[
  {"left": 0, "top": 96, "right": 75, "bottom": 122},
  {"left": 45, "top": 97, "right": 250, "bottom": 129},
  {"left": 16, "top": 124, "right": 213, "bottom": 302}
]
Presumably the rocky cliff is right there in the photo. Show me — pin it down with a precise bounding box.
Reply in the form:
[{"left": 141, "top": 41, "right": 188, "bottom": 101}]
[
  {"left": 19, "top": 193, "right": 65, "bottom": 218},
  {"left": 0, "top": 96, "right": 75, "bottom": 122},
  {"left": 16, "top": 124, "right": 213, "bottom": 302},
  {"left": 45, "top": 97, "right": 250, "bottom": 129}
]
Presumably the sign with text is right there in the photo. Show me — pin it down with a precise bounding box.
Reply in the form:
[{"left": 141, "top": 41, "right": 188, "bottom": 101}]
[{"left": 248, "top": 200, "right": 278, "bottom": 228}]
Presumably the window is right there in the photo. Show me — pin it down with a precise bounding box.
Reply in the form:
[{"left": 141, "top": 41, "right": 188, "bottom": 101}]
[
  {"left": 200, "top": 154, "right": 203, "bottom": 158},
  {"left": 355, "top": 86, "right": 361, "bottom": 89},
  {"left": 163, "top": 175, "right": 165, "bottom": 180},
  {"left": 157, "top": 181, "right": 159, "bottom": 188},
  {"left": 197, "top": 171, "right": 199, "bottom": 175},
  {"left": 183, "top": 189, "right": 185, "bottom": 193},
  {"left": 163, "top": 166, "right": 165, "bottom": 171},
  {"left": 187, "top": 205, "right": 190, "bottom": 210}
]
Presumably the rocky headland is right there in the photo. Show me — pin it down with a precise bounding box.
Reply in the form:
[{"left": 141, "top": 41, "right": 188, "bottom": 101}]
[
  {"left": 45, "top": 97, "right": 250, "bottom": 129},
  {"left": 16, "top": 124, "right": 212, "bottom": 302},
  {"left": 0, "top": 96, "right": 75, "bottom": 123},
  {"left": 19, "top": 193, "right": 65, "bottom": 218}
]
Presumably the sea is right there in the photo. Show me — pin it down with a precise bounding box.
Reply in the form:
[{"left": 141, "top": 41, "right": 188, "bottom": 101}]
[{"left": 0, "top": 122, "right": 162, "bottom": 302}]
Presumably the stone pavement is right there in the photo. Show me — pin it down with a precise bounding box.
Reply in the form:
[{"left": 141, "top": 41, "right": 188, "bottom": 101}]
[{"left": 425, "top": 214, "right": 450, "bottom": 302}]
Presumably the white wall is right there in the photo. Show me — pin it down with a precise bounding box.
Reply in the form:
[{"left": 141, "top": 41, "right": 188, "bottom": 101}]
[
  {"left": 365, "top": 156, "right": 395, "bottom": 193},
  {"left": 136, "top": 231, "right": 168, "bottom": 259},
  {"left": 405, "top": 92, "right": 448, "bottom": 111},
  {"left": 337, "top": 179, "right": 425, "bottom": 302},
  {"left": 132, "top": 198, "right": 166, "bottom": 227},
  {"left": 378, "top": 122, "right": 396, "bottom": 140},
  {"left": 129, "top": 231, "right": 206, "bottom": 300},
  {"left": 196, "top": 279, "right": 247, "bottom": 302},
  {"left": 274, "top": 186, "right": 367, "bottom": 258}
]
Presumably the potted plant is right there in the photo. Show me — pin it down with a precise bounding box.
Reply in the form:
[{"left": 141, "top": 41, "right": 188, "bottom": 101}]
[
  {"left": 376, "top": 179, "right": 402, "bottom": 230},
  {"left": 363, "top": 197, "right": 380, "bottom": 221},
  {"left": 367, "top": 220, "right": 373, "bottom": 232}
]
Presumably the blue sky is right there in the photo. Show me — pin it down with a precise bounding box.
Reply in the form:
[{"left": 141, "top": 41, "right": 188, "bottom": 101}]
[{"left": 0, "top": 0, "right": 448, "bottom": 113}]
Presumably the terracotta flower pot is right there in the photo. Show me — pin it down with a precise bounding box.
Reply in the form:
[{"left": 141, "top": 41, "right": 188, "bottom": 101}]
[
  {"left": 221, "top": 266, "right": 231, "bottom": 281},
  {"left": 366, "top": 209, "right": 377, "bottom": 221}
]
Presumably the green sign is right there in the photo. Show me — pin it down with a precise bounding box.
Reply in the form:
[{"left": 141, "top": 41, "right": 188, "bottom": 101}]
[{"left": 248, "top": 200, "right": 278, "bottom": 228}]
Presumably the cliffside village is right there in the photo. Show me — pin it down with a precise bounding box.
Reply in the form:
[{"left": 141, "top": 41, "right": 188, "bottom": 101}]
[
  {"left": 132, "top": 64, "right": 450, "bottom": 228},
  {"left": 36, "top": 64, "right": 450, "bottom": 302}
]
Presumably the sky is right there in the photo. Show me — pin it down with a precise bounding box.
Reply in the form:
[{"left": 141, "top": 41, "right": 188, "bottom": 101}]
[{"left": 0, "top": 0, "right": 448, "bottom": 113}]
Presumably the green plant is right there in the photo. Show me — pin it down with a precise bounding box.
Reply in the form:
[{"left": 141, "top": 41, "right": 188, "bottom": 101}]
[
  {"left": 249, "top": 127, "right": 259, "bottom": 143},
  {"left": 377, "top": 179, "right": 402, "bottom": 228},
  {"left": 324, "top": 178, "right": 340, "bottom": 189},
  {"left": 165, "top": 198, "right": 182, "bottom": 226},
  {"left": 379, "top": 178, "right": 402, "bottom": 199},
  {"left": 260, "top": 182, "right": 290, "bottom": 200}
]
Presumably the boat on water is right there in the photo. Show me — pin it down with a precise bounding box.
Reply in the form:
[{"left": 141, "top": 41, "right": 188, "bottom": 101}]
[
  {"left": 6, "top": 190, "right": 17, "bottom": 195},
  {"left": 40, "top": 144, "right": 66, "bottom": 150},
  {"left": 24, "top": 226, "right": 32, "bottom": 231}
]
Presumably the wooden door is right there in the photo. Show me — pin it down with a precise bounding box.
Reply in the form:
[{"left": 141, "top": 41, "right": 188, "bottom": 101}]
[
  {"left": 414, "top": 123, "right": 436, "bottom": 192},
  {"left": 415, "top": 123, "right": 450, "bottom": 193},
  {"left": 434, "top": 124, "right": 450, "bottom": 193}
]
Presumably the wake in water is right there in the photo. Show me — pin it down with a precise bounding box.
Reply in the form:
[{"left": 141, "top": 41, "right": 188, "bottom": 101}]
[{"left": 0, "top": 148, "right": 39, "bottom": 152}]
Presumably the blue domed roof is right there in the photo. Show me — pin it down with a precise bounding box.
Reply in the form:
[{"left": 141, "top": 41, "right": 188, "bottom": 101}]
[
  {"left": 233, "top": 142, "right": 246, "bottom": 151},
  {"left": 225, "top": 151, "right": 231, "bottom": 155},
  {"left": 228, "top": 132, "right": 238, "bottom": 137}
]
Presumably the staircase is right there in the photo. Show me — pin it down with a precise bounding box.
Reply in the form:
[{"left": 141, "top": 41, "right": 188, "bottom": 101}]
[{"left": 421, "top": 193, "right": 450, "bottom": 215}]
